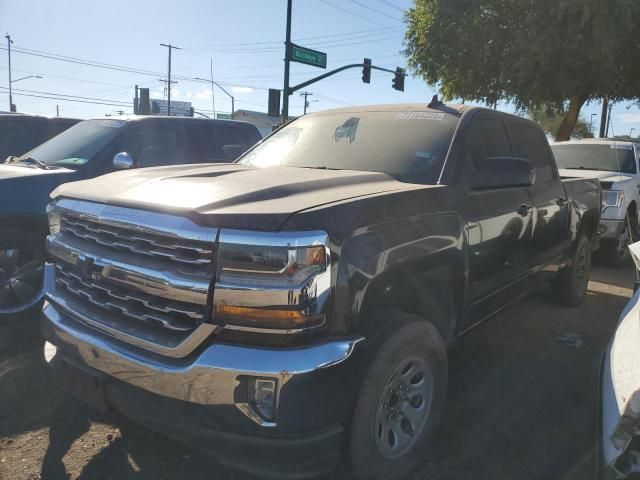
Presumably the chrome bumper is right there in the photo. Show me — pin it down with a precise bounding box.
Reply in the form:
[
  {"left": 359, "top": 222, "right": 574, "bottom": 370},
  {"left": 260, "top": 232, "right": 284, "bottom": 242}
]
[{"left": 42, "top": 301, "right": 364, "bottom": 430}]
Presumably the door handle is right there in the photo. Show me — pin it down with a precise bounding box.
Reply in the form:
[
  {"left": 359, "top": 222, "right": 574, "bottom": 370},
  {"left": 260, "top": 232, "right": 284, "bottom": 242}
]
[
  {"left": 556, "top": 197, "right": 568, "bottom": 206},
  {"left": 517, "top": 204, "right": 533, "bottom": 216}
]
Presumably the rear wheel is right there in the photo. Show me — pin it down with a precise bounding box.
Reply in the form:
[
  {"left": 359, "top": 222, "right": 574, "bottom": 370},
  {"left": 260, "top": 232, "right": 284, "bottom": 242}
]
[
  {"left": 347, "top": 312, "right": 447, "bottom": 480},
  {"left": 0, "top": 229, "right": 46, "bottom": 324},
  {"left": 552, "top": 235, "right": 591, "bottom": 306}
]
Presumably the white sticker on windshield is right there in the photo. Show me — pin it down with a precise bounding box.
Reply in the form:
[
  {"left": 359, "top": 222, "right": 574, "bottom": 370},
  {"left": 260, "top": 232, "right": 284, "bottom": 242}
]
[
  {"left": 398, "top": 112, "right": 445, "bottom": 121},
  {"left": 611, "top": 144, "right": 633, "bottom": 150}
]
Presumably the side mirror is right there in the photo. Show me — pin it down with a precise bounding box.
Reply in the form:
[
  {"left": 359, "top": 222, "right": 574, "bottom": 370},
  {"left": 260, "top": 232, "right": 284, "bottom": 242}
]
[
  {"left": 467, "top": 156, "right": 534, "bottom": 190},
  {"left": 113, "top": 152, "right": 134, "bottom": 170}
]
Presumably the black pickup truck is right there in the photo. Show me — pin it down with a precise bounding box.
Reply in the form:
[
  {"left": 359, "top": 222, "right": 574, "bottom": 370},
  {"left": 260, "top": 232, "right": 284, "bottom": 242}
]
[{"left": 41, "top": 103, "right": 601, "bottom": 479}]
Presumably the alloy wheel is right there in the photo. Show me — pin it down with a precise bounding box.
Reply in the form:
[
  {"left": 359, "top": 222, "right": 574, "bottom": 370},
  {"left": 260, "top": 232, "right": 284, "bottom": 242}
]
[{"left": 0, "top": 247, "right": 45, "bottom": 314}]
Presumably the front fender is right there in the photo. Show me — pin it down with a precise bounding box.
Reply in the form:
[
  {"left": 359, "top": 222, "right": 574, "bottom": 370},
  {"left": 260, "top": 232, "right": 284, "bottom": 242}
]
[{"left": 331, "top": 212, "right": 466, "bottom": 341}]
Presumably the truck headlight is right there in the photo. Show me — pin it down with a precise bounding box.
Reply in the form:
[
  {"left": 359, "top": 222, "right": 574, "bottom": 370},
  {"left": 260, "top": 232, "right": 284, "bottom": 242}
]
[
  {"left": 603, "top": 190, "right": 624, "bottom": 209},
  {"left": 46, "top": 203, "right": 61, "bottom": 234},
  {"left": 213, "top": 230, "right": 330, "bottom": 332}
]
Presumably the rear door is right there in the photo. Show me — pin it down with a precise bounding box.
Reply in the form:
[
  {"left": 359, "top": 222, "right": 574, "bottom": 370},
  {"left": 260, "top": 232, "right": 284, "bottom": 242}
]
[
  {"left": 509, "top": 120, "right": 569, "bottom": 272},
  {"left": 459, "top": 113, "right": 534, "bottom": 326}
]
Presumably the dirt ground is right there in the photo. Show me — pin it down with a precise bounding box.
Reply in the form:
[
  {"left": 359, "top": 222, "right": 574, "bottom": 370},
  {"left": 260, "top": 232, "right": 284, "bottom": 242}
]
[{"left": 0, "top": 263, "right": 636, "bottom": 480}]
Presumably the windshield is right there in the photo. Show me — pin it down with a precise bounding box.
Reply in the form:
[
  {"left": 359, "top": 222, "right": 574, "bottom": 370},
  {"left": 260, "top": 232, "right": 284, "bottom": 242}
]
[
  {"left": 552, "top": 144, "right": 637, "bottom": 174},
  {"left": 238, "top": 111, "right": 457, "bottom": 184},
  {"left": 20, "top": 119, "right": 126, "bottom": 168}
]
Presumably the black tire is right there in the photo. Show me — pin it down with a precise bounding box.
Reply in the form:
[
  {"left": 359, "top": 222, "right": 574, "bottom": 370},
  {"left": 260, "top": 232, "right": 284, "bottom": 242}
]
[
  {"left": 347, "top": 311, "right": 448, "bottom": 480},
  {"left": 0, "top": 229, "right": 46, "bottom": 324},
  {"left": 552, "top": 235, "right": 591, "bottom": 306}
]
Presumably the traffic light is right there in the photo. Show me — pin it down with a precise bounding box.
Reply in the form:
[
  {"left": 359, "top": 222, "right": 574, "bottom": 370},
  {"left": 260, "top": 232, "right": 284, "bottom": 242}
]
[
  {"left": 392, "top": 67, "right": 405, "bottom": 92},
  {"left": 362, "top": 58, "right": 371, "bottom": 84}
]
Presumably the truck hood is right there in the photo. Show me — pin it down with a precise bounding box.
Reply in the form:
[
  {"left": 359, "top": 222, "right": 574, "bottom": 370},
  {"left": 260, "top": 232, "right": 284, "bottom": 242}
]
[
  {"left": 52, "top": 163, "right": 417, "bottom": 230},
  {"left": 558, "top": 168, "right": 633, "bottom": 184}
]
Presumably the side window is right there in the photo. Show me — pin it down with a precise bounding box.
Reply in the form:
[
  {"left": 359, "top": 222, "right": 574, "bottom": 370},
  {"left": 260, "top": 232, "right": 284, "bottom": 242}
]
[
  {"left": 510, "top": 123, "right": 555, "bottom": 184},
  {"left": 215, "top": 125, "right": 253, "bottom": 161},
  {"left": 125, "top": 121, "right": 188, "bottom": 168},
  {"left": 461, "top": 116, "right": 512, "bottom": 182}
]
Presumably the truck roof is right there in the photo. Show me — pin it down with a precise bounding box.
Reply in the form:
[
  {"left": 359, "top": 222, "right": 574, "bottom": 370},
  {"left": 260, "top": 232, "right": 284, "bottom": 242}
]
[
  {"left": 551, "top": 138, "right": 638, "bottom": 147},
  {"left": 88, "top": 115, "right": 257, "bottom": 128}
]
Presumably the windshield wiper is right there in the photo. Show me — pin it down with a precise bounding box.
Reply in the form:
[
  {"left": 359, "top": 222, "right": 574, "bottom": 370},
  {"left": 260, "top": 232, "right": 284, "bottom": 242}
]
[
  {"left": 297, "top": 166, "right": 343, "bottom": 171},
  {"left": 562, "top": 166, "right": 611, "bottom": 172},
  {"left": 12, "top": 156, "right": 50, "bottom": 170}
]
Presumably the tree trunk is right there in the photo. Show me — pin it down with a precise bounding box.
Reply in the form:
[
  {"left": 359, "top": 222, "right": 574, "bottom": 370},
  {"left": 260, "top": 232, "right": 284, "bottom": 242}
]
[{"left": 555, "top": 95, "right": 588, "bottom": 141}]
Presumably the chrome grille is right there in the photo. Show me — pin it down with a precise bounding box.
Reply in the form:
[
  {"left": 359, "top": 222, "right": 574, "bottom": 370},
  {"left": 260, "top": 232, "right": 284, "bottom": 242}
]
[
  {"left": 46, "top": 199, "right": 218, "bottom": 357},
  {"left": 60, "top": 215, "right": 214, "bottom": 266},
  {"left": 55, "top": 265, "right": 203, "bottom": 332}
]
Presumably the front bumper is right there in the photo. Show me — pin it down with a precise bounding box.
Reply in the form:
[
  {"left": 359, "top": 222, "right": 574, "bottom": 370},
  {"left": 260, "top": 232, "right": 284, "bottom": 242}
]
[
  {"left": 42, "top": 301, "right": 365, "bottom": 478},
  {"left": 600, "top": 219, "right": 626, "bottom": 240}
]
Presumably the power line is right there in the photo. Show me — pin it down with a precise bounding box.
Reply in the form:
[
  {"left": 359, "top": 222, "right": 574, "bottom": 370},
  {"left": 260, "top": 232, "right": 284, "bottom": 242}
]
[
  {"left": 0, "top": 89, "right": 133, "bottom": 108},
  {"left": 196, "top": 26, "right": 401, "bottom": 48},
  {"left": 347, "top": 0, "right": 404, "bottom": 22},
  {"left": 0, "top": 45, "right": 271, "bottom": 91},
  {"left": 0, "top": 86, "right": 132, "bottom": 106},
  {"left": 374, "top": 0, "right": 406, "bottom": 13},
  {"left": 319, "top": 0, "right": 388, "bottom": 26}
]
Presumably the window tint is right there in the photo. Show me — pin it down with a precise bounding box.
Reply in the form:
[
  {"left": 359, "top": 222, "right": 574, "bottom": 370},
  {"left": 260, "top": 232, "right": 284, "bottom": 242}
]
[
  {"left": 461, "top": 116, "right": 512, "bottom": 181},
  {"left": 215, "top": 125, "right": 253, "bottom": 161},
  {"left": 510, "top": 123, "right": 555, "bottom": 183},
  {"left": 126, "top": 121, "right": 188, "bottom": 168}
]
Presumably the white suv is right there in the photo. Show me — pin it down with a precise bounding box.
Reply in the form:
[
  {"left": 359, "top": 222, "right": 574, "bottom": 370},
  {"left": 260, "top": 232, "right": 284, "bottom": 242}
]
[{"left": 553, "top": 139, "right": 640, "bottom": 266}]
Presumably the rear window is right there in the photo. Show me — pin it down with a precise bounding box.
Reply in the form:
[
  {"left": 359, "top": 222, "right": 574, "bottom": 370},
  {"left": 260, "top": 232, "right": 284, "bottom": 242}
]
[
  {"left": 238, "top": 110, "right": 458, "bottom": 184},
  {"left": 552, "top": 144, "right": 636, "bottom": 174}
]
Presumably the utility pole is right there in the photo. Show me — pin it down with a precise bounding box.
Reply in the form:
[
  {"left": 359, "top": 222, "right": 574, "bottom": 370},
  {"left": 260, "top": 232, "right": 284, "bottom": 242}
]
[
  {"left": 301, "top": 91, "right": 312, "bottom": 115},
  {"left": 210, "top": 58, "right": 216, "bottom": 117},
  {"left": 599, "top": 97, "right": 609, "bottom": 138},
  {"left": 56, "top": 104, "right": 59, "bottom": 117},
  {"left": 160, "top": 43, "right": 181, "bottom": 116},
  {"left": 282, "top": 0, "right": 292, "bottom": 122},
  {"left": 300, "top": 91, "right": 318, "bottom": 115},
  {"left": 5, "top": 33, "right": 13, "bottom": 112},
  {"left": 605, "top": 103, "right": 613, "bottom": 138}
]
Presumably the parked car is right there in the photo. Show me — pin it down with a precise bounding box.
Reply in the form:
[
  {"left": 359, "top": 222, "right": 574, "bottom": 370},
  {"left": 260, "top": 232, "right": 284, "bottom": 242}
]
[
  {"left": 41, "top": 103, "right": 601, "bottom": 479},
  {"left": 0, "top": 116, "right": 261, "bottom": 322},
  {"left": 553, "top": 139, "right": 640, "bottom": 266},
  {"left": 599, "top": 241, "right": 640, "bottom": 479},
  {"left": 0, "top": 113, "right": 80, "bottom": 161}
]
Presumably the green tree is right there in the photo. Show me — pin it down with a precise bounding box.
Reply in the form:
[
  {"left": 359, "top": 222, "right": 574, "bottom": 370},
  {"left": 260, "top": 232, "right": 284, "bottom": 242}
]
[
  {"left": 530, "top": 107, "right": 594, "bottom": 140},
  {"left": 404, "top": 0, "right": 640, "bottom": 140}
]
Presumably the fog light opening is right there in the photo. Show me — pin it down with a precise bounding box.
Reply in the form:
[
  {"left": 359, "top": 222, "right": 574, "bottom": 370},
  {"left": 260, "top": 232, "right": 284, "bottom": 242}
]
[{"left": 249, "top": 378, "right": 277, "bottom": 422}]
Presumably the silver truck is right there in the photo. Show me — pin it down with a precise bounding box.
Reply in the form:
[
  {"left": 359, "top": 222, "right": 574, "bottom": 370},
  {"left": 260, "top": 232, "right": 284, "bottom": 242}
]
[{"left": 554, "top": 139, "right": 640, "bottom": 266}]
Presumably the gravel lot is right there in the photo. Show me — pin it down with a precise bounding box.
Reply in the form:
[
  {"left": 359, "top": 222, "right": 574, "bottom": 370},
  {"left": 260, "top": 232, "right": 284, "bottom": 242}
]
[{"left": 0, "top": 263, "right": 635, "bottom": 480}]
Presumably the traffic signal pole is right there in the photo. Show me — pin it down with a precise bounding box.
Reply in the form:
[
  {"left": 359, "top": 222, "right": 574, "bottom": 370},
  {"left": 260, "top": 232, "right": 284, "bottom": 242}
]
[
  {"left": 282, "top": 0, "right": 292, "bottom": 122},
  {"left": 288, "top": 63, "right": 403, "bottom": 94}
]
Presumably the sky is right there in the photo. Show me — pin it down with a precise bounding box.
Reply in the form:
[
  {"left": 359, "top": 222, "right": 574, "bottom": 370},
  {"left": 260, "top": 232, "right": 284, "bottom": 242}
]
[{"left": 0, "top": 0, "right": 638, "bottom": 138}]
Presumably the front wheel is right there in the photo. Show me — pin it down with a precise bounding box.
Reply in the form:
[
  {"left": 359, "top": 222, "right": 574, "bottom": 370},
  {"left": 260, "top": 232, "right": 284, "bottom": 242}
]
[
  {"left": 0, "top": 229, "right": 46, "bottom": 324},
  {"left": 347, "top": 312, "right": 447, "bottom": 480}
]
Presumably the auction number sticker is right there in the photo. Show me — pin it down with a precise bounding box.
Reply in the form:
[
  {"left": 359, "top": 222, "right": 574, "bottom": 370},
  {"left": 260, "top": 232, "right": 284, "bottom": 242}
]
[{"left": 398, "top": 112, "right": 445, "bottom": 120}]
